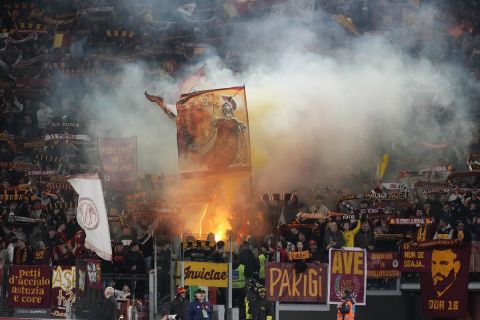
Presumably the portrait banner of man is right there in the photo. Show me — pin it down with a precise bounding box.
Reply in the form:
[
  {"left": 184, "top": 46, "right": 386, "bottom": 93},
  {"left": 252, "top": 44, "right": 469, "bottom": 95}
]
[{"left": 420, "top": 244, "right": 471, "bottom": 318}]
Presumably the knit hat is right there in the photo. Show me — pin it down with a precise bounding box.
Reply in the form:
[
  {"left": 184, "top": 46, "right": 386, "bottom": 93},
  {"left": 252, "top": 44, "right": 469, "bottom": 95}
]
[{"left": 176, "top": 287, "right": 186, "bottom": 295}]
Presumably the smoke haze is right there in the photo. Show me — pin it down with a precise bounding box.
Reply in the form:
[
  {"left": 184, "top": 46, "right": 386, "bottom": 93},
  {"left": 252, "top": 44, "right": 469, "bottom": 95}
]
[{"left": 76, "top": 4, "right": 475, "bottom": 194}]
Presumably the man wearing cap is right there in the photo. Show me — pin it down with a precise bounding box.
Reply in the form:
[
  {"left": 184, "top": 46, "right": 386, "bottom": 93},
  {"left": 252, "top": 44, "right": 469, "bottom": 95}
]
[
  {"left": 187, "top": 288, "right": 213, "bottom": 320},
  {"left": 169, "top": 287, "right": 189, "bottom": 320},
  {"left": 248, "top": 286, "right": 272, "bottom": 320}
]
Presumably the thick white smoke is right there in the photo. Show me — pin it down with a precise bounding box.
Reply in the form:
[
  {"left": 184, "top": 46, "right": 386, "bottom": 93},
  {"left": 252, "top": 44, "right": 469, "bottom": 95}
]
[{"left": 81, "top": 6, "right": 475, "bottom": 195}]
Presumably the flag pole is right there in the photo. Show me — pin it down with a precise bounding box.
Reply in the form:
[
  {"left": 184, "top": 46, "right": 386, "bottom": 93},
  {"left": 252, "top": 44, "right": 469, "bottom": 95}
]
[{"left": 227, "top": 232, "right": 233, "bottom": 320}]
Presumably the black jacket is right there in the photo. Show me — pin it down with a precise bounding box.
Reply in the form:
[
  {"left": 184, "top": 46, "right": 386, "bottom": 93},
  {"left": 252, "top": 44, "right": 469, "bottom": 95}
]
[
  {"left": 100, "top": 296, "right": 117, "bottom": 320},
  {"left": 239, "top": 248, "right": 259, "bottom": 278},
  {"left": 169, "top": 296, "right": 189, "bottom": 320},
  {"left": 249, "top": 297, "right": 272, "bottom": 320},
  {"left": 354, "top": 230, "right": 374, "bottom": 249},
  {"left": 123, "top": 250, "right": 146, "bottom": 274}
]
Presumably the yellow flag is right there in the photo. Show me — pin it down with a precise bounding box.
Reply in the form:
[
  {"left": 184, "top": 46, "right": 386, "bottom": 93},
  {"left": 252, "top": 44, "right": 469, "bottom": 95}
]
[
  {"left": 377, "top": 153, "right": 389, "bottom": 181},
  {"left": 52, "top": 33, "right": 63, "bottom": 48},
  {"left": 332, "top": 15, "right": 359, "bottom": 35}
]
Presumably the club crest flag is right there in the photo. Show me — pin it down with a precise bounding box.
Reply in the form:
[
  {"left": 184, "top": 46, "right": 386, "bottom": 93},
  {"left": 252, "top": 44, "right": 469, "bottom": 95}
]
[
  {"left": 176, "top": 86, "right": 250, "bottom": 173},
  {"left": 68, "top": 173, "right": 112, "bottom": 260},
  {"left": 328, "top": 248, "right": 367, "bottom": 305},
  {"left": 420, "top": 244, "right": 471, "bottom": 318}
]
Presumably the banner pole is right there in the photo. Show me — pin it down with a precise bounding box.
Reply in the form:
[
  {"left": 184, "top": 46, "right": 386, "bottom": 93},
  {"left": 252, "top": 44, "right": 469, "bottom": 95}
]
[
  {"left": 154, "top": 235, "right": 158, "bottom": 315},
  {"left": 180, "top": 242, "right": 185, "bottom": 287},
  {"left": 275, "top": 251, "right": 280, "bottom": 320},
  {"left": 228, "top": 232, "right": 233, "bottom": 319}
]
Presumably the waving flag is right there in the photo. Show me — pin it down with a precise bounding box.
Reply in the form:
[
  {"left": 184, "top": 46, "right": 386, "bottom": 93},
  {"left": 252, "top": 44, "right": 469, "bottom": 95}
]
[{"left": 68, "top": 173, "right": 112, "bottom": 260}]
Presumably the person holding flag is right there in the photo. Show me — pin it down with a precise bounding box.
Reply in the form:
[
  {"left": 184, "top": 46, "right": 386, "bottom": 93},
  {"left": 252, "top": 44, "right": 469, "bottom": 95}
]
[{"left": 68, "top": 173, "right": 112, "bottom": 261}]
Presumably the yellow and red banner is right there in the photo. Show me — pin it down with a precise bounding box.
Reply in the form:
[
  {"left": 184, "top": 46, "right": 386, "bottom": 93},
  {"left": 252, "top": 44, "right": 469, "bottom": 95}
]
[
  {"left": 328, "top": 248, "right": 367, "bottom": 305},
  {"left": 7, "top": 265, "right": 52, "bottom": 308},
  {"left": 176, "top": 86, "right": 250, "bottom": 173},
  {"left": 421, "top": 244, "right": 471, "bottom": 318},
  {"left": 367, "top": 252, "right": 400, "bottom": 278},
  {"left": 50, "top": 266, "right": 76, "bottom": 318},
  {"left": 266, "top": 262, "right": 326, "bottom": 303}
]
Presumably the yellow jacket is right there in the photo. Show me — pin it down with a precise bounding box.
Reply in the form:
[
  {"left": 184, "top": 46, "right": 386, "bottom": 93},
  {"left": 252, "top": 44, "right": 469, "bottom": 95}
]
[{"left": 342, "top": 222, "right": 361, "bottom": 247}]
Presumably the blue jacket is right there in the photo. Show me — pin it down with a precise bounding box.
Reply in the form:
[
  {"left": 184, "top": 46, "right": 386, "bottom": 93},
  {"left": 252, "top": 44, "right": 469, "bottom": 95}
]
[{"left": 187, "top": 299, "right": 213, "bottom": 320}]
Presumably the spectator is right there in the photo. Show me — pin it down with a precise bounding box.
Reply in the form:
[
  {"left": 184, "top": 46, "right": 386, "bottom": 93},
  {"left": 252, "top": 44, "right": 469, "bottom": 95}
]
[
  {"left": 54, "top": 244, "right": 75, "bottom": 266},
  {"left": 138, "top": 227, "right": 153, "bottom": 271},
  {"left": 28, "top": 225, "right": 46, "bottom": 246},
  {"left": 169, "top": 287, "right": 189, "bottom": 320},
  {"left": 210, "top": 240, "right": 226, "bottom": 262},
  {"left": 12, "top": 238, "right": 32, "bottom": 264},
  {"left": 45, "top": 227, "right": 64, "bottom": 252},
  {"left": 262, "top": 235, "right": 275, "bottom": 261},
  {"left": 112, "top": 243, "right": 125, "bottom": 273},
  {"left": 324, "top": 222, "right": 345, "bottom": 251},
  {"left": 123, "top": 242, "right": 145, "bottom": 274},
  {"left": 258, "top": 246, "right": 267, "bottom": 284},
  {"left": 186, "top": 288, "right": 213, "bottom": 320},
  {"left": 33, "top": 241, "right": 51, "bottom": 265},
  {"left": 117, "top": 225, "right": 134, "bottom": 246},
  {"left": 413, "top": 209, "right": 434, "bottom": 243},
  {"left": 158, "top": 242, "right": 171, "bottom": 299},
  {"left": 307, "top": 240, "right": 322, "bottom": 263},
  {"left": 276, "top": 239, "right": 288, "bottom": 262},
  {"left": 297, "top": 232, "right": 307, "bottom": 249},
  {"left": 239, "top": 241, "right": 259, "bottom": 279},
  {"left": 0, "top": 239, "right": 7, "bottom": 265},
  {"left": 453, "top": 220, "right": 471, "bottom": 243},
  {"left": 434, "top": 216, "right": 454, "bottom": 240},
  {"left": 286, "top": 227, "right": 300, "bottom": 244},
  {"left": 114, "top": 284, "right": 131, "bottom": 299},
  {"left": 341, "top": 217, "right": 362, "bottom": 248},
  {"left": 354, "top": 222, "right": 374, "bottom": 251}
]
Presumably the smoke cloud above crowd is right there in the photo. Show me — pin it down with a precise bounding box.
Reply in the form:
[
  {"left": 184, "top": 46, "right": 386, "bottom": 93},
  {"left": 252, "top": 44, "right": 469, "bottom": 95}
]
[{"left": 79, "top": 3, "right": 475, "bottom": 195}]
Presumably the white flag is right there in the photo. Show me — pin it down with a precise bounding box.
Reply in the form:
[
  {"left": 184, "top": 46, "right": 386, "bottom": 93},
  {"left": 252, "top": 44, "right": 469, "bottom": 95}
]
[{"left": 68, "top": 173, "right": 112, "bottom": 260}]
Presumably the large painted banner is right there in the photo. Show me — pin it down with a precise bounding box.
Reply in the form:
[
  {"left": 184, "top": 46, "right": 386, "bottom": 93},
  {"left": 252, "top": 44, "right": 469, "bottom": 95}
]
[
  {"left": 176, "top": 86, "right": 250, "bottom": 173},
  {"left": 398, "top": 240, "right": 471, "bottom": 318},
  {"left": 183, "top": 261, "right": 228, "bottom": 287},
  {"left": 327, "top": 248, "right": 367, "bottom": 305},
  {"left": 51, "top": 266, "right": 76, "bottom": 318},
  {"left": 265, "top": 262, "right": 326, "bottom": 303},
  {"left": 98, "top": 136, "right": 137, "bottom": 192},
  {"left": 7, "top": 265, "right": 52, "bottom": 308},
  {"left": 367, "top": 252, "right": 400, "bottom": 278},
  {"left": 420, "top": 243, "right": 471, "bottom": 318}
]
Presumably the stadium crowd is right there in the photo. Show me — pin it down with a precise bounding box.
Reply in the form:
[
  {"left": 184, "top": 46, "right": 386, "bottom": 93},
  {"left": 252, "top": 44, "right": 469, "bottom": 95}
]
[{"left": 1, "top": 1, "right": 480, "bottom": 319}]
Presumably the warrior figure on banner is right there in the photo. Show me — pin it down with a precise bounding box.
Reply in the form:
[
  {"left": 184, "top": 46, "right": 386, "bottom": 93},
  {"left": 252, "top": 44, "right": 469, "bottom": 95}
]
[{"left": 200, "top": 95, "right": 249, "bottom": 170}]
